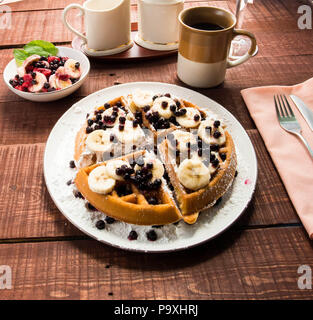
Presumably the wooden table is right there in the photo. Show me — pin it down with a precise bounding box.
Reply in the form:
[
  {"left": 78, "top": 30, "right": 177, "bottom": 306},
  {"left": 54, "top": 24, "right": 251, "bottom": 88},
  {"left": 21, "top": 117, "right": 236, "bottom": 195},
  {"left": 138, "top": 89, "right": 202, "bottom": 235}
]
[{"left": 0, "top": 0, "right": 312, "bottom": 300}]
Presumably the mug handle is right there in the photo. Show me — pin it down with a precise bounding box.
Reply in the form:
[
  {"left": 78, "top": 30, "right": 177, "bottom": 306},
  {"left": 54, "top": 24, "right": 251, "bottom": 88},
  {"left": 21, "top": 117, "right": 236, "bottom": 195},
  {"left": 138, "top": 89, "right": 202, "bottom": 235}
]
[
  {"left": 227, "top": 29, "right": 257, "bottom": 68},
  {"left": 62, "top": 4, "right": 87, "bottom": 43}
]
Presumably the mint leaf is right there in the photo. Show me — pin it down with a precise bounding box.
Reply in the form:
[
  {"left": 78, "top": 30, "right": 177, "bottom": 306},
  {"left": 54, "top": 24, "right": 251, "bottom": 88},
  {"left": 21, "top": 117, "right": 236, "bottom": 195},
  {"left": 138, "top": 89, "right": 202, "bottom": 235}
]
[
  {"left": 24, "top": 45, "right": 51, "bottom": 57},
  {"left": 13, "top": 49, "right": 30, "bottom": 66},
  {"left": 24, "top": 40, "right": 58, "bottom": 56},
  {"left": 13, "top": 40, "right": 58, "bottom": 66}
]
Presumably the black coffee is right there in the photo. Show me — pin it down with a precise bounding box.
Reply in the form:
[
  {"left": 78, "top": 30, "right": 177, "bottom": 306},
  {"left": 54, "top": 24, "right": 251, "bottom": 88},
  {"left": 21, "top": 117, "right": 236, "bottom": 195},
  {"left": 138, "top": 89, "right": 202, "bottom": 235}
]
[{"left": 190, "top": 22, "right": 224, "bottom": 31}]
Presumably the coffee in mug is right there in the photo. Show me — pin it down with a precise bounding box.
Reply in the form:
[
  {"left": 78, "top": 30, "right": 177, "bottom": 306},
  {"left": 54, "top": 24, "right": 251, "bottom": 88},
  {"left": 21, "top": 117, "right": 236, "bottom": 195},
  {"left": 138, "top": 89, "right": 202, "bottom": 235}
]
[{"left": 177, "top": 6, "right": 257, "bottom": 88}]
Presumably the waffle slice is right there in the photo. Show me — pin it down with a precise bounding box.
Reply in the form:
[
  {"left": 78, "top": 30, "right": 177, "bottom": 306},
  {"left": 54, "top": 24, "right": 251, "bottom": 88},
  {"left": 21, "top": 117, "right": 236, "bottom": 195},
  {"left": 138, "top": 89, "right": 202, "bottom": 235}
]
[
  {"left": 127, "top": 91, "right": 207, "bottom": 139},
  {"left": 75, "top": 151, "right": 182, "bottom": 226},
  {"left": 159, "top": 130, "right": 237, "bottom": 221},
  {"left": 74, "top": 96, "right": 147, "bottom": 168}
]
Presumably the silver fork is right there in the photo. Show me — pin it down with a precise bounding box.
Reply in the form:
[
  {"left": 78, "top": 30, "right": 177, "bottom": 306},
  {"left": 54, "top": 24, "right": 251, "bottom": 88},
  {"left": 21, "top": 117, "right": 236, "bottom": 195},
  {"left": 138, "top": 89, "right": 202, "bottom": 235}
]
[{"left": 274, "top": 94, "right": 313, "bottom": 158}]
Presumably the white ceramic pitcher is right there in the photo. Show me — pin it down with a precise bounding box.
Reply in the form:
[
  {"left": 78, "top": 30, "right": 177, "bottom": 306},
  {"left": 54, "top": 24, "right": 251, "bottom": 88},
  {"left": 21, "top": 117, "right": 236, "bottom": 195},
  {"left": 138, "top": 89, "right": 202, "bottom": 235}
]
[
  {"left": 63, "top": 0, "right": 132, "bottom": 53},
  {"left": 136, "top": 0, "right": 184, "bottom": 51}
]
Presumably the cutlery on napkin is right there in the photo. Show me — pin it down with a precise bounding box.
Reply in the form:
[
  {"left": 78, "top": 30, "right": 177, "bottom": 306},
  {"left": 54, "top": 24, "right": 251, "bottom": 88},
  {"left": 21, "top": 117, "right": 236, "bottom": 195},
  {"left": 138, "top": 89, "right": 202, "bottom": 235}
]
[{"left": 241, "top": 77, "right": 313, "bottom": 239}]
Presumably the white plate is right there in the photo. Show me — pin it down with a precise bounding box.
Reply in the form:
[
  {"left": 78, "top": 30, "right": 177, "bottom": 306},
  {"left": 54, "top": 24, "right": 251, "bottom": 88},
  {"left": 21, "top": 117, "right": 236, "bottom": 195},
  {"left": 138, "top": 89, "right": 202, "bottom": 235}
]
[
  {"left": 44, "top": 82, "right": 257, "bottom": 253},
  {"left": 3, "top": 46, "right": 90, "bottom": 102}
]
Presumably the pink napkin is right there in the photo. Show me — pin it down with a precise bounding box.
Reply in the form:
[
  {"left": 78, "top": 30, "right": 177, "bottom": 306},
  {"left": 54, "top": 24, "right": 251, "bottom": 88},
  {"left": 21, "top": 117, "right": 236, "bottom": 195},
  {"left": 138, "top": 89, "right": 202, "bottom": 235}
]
[{"left": 241, "top": 77, "right": 313, "bottom": 239}]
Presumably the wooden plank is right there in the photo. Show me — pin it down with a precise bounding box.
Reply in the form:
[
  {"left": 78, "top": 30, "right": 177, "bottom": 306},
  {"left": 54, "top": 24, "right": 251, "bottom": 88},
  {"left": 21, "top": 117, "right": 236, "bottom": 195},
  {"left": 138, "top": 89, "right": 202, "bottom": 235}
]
[
  {"left": 1, "top": 53, "right": 313, "bottom": 133},
  {"left": 6, "top": 0, "right": 211, "bottom": 12},
  {"left": 0, "top": 143, "right": 84, "bottom": 239},
  {"left": 0, "top": 131, "right": 299, "bottom": 240},
  {"left": 1, "top": 0, "right": 311, "bottom": 47},
  {"left": 0, "top": 1, "right": 227, "bottom": 47},
  {"left": 0, "top": 226, "right": 311, "bottom": 299}
]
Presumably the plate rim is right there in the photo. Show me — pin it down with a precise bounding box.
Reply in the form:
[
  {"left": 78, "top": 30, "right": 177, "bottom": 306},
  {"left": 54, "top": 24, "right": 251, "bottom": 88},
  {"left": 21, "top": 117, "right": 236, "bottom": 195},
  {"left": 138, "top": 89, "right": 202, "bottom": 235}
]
[{"left": 43, "top": 81, "right": 258, "bottom": 253}]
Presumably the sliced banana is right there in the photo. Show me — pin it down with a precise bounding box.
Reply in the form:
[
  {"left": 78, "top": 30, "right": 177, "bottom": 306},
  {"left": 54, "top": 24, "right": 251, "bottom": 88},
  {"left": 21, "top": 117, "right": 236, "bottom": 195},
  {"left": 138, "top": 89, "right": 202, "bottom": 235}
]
[
  {"left": 22, "top": 54, "right": 40, "bottom": 69},
  {"left": 177, "top": 158, "right": 211, "bottom": 191},
  {"left": 167, "top": 130, "right": 196, "bottom": 152},
  {"left": 88, "top": 165, "right": 116, "bottom": 195},
  {"left": 85, "top": 129, "right": 113, "bottom": 153},
  {"left": 56, "top": 77, "right": 72, "bottom": 89},
  {"left": 151, "top": 96, "right": 176, "bottom": 119},
  {"left": 54, "top": 67, "right": 72, "bottom": 89},
  {"left": 198, "top": 119, "right": 226, "bottom": 145},
  {"left": 176, "top": 107, "right": 201, "bottom": 128},
  {"left": 64, "top": 58, "right": 82, "bottom": 79},
  {"left": 28, "top": 72, "right": 47, "bottom": 93},
  {"left": 132, "top": 89, "right": 154, "bottom": 109},
  {"left": 106, "top": 159, "right": 130, "bottom": 181},
  {"left": 134, "top": 158, "right": 164, "bottom": 182},
  {"left": 49, "top": 74, "right": 57, "bottom": 89},
  {"left": 113, "top": 120, "right": 145, "bottom": 145}
]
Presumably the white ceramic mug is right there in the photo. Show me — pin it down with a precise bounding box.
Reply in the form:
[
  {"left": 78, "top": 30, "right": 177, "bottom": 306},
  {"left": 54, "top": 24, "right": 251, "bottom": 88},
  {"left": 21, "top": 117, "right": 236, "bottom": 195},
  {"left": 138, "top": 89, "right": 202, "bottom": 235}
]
[
  {"left": 63, "top": 0, "right": 132, "bottom": 53},
  {"left": 136, "top": 0, "right": 184, "bottom": 51}
]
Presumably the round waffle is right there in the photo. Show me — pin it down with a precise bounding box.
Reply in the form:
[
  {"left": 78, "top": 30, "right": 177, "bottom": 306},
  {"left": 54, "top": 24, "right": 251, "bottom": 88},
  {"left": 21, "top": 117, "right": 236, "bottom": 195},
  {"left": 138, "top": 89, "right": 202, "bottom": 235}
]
[{"left": 74, "top": 91, "right": 237, "bottom": 226}]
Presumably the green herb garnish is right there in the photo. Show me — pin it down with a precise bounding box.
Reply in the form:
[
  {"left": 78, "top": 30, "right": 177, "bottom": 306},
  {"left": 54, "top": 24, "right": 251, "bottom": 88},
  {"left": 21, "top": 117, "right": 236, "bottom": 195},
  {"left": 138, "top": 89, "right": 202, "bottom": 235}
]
[{"left": 13, "top": 40, "right": 58, "bottom": 66}]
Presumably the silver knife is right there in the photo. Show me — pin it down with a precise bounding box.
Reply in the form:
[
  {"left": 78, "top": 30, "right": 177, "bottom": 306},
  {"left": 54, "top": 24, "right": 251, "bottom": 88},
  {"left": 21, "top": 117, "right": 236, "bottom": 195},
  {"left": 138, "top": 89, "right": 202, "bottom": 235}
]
[{"left": 290, "top": 94, "right": 313, "bottom": 132}]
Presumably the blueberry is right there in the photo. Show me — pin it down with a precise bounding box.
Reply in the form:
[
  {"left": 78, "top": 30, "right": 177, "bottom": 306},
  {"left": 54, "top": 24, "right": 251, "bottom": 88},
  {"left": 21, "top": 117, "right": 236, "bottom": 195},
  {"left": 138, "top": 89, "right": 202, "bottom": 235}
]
[
  {"left": 87, "top": 119, "right": 94, "bottom": 126},
  {"left": 69, "top": 160, "right": 76, "bottom": 168},
  {"left": 73, "top": 190, "right": 84, "bottom": 199},
  {"left": 170, "top": 105, "right": 176, "bottom": 113},
  {"left": 146, "top": 162, "right": 153, "bottom": 170},
  {"left": 210, "top": 144, "right": 220, "bottom": 151},
  {"left": 180, "top": 109, "right": 187, "bottom": 116},
  {"left": 86, "top": 126, "right": 93, "bottom": 134},
  {"left": 146, "top": 230, "right": 157, "bottom": 241},
  {"left": 119, "top": 116, "right": 126, "bottom": 124},
  {"left": 213, "top": 131, "right": 221, "bottom": 139},
  {"left": 220, "top": 153, "right": 226, "bottom": 161},
  {"left": 212, "top": 158, "right": 219, "bottom": 167},
  {"left": 75, "top": 62, "right": 80, "bottom": 69},
  {"left": 128, "top": 230, "right": 138, "bottom": 240},
  {"left": 96, "top": 220, "right": 105, "bottom": 230},
  {"left": 194, "top": 114, "right": 200, "bottom": 121},
  {"left": 214, "top": 120, "right": 221, "bottom": 128},
  {"left": 161, "top": 101, "right": 168, "bottom": 109},
  {"left": 86, "top": 202, "right": 96, "bottom": 211},
  {"left": 133, "top": 119, "right": 139, "bottom": 128},
  {"left": 164, "top": 93, "right": 171, "bottom": 98},
  {"left": 105, "top": 216, "right": 115, "bottom": 224},
  {"left": 143, "top": 105, "right": 150, "bottom": 113}
]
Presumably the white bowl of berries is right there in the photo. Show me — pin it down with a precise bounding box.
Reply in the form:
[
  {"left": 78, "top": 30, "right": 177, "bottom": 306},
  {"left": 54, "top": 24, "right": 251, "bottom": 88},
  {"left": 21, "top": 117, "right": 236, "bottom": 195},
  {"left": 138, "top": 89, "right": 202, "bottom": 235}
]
[{"left": 3, "top": 41, "right": 90, "bottom": 102}]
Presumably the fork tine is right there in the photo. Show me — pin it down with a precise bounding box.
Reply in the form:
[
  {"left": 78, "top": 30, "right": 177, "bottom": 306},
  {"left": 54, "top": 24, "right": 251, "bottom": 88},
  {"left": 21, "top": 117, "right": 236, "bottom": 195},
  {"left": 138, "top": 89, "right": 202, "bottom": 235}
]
[
  {"left": 283, "top": 94, "right": 295, "bottom": 117},
  {"left": 274, "top": 95, "right": 281, "bottom": 118},
  {"left": 279, "top": 94, "right": 289, "bottom": 117},
  {"left": 276, "top": 94, "right": 285, "bottom": 117}
]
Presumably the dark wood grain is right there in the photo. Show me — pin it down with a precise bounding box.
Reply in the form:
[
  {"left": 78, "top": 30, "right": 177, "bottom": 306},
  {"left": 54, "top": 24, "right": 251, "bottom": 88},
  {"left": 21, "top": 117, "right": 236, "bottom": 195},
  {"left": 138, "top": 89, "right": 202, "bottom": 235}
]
[
  {"left": 0, "top": 1, "right": 228, "bottom": 47},
  {"left": 0, "top": 226, "right": 311, "bottom": 300},
  {"left": 0, "top": 130, "right": 299, "bottom": 240},
  {"left": 0, "top": 143, "right": 83, "bottom": 239}
]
